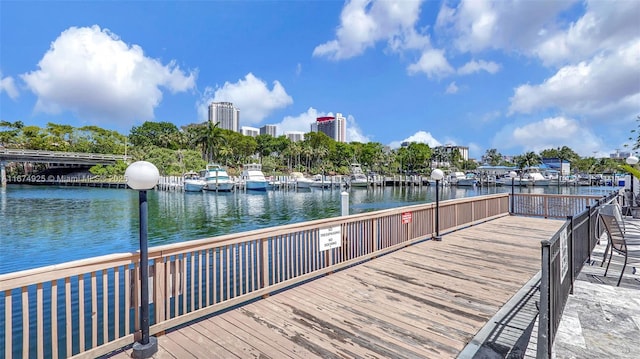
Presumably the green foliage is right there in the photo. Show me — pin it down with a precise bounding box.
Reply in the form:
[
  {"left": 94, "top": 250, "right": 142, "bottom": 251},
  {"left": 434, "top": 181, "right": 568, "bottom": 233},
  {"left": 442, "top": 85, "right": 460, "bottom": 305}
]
[
  {"left": 129, "top": 121, "right": 183, "bottom": 149},
  {"left": 483, "top": 148, "right": 502, "bottom": 166},
  {"left": 514, "top": 151, "right": 541, "bottom": 171}
]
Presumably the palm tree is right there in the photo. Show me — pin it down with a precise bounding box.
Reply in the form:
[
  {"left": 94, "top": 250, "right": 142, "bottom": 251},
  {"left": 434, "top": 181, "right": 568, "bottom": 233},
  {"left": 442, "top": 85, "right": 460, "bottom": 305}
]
[
  {"left": 484, "top": 148, "right": 502, "bottom": 166},
  {"left": 193, "top": 122, "right": 226, "bottom": 163},
  {"left": 515, "top": 151, "right": 542, "bottom": 177}
]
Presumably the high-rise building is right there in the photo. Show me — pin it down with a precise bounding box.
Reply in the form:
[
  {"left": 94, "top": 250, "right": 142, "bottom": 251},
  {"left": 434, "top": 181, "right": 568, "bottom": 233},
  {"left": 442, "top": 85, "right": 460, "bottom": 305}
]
[
  {"left": 241, "top": 126, "right": 260, "bottom": 137},
  {"left": 285, "top": 131, "right": 305, "bottom": 142},
  {"left": 208, "top": 102, "right": 240, "bottom": 132},
  {"left": 260, "top": 124, "right": 277, "bottom": 137},
  {"left": 311, "top": 113, "right": 346, "bottom": 142}
]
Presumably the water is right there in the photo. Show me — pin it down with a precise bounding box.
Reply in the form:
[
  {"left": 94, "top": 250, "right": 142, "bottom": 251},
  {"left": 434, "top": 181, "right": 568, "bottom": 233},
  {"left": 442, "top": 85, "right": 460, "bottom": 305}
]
[{"left": 0, "top": 184, "right": 619, "bottom": 274}]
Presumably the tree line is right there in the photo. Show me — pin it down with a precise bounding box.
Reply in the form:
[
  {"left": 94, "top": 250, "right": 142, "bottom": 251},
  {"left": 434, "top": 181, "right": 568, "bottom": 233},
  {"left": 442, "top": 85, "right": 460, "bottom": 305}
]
[{"left": 0, "top": 119, "right": 628, "bottom": 176}]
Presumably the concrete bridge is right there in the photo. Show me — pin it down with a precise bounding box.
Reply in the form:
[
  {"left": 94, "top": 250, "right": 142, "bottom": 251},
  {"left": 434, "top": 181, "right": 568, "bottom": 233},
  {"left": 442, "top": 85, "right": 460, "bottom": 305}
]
[{"left": 0, "top": 148, "right": 128, "bottom": 186}]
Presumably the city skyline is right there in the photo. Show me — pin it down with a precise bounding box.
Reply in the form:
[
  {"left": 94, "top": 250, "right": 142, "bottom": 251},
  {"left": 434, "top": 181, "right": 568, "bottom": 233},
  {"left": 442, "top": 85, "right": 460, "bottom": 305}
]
[{"left": 1, "top": 1, "right": 639, "bottom": 158}]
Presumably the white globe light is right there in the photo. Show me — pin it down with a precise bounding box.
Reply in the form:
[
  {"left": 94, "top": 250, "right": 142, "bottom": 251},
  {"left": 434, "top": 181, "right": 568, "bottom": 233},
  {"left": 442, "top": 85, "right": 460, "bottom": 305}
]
[
  {"left": 509, "top": 171, "right": 517, "bottom": 177},
  {"left": 431, "top": 169, "right": 444, "bottom": 181},
  {"left": 626, "top": 155, "right": 639, "bottom": 165},
  {"left": 125, "top": 161, "right": 160, "bottom": 190}
]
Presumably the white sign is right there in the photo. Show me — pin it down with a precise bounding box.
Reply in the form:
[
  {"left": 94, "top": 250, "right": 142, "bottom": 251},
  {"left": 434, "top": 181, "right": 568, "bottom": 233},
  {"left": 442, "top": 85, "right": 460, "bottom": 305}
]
[
  {"left": 559, "top": 229, "right": 568, "bottom": 283},
  {"left": 319, "top": 226, "right": 342, "bottom": 251}
]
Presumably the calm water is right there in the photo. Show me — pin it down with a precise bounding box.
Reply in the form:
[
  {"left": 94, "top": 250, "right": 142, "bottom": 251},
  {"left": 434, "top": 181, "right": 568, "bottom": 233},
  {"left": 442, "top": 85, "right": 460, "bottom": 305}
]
[{"left": 0, "top": 184, "right": 618, "bottom": 274}]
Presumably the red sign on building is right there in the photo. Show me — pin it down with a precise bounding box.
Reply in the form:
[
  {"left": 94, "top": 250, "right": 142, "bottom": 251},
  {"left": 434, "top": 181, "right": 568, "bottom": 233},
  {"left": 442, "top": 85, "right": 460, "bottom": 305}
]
[{"left": 402, "top": 212, "right": 412, "bottom": 224}]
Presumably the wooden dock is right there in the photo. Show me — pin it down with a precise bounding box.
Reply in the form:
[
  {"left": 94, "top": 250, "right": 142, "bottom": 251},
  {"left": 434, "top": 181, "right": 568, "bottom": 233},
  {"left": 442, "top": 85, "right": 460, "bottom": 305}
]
[{"left": 107, "top": 215, "right": 562, "bottom": 359}]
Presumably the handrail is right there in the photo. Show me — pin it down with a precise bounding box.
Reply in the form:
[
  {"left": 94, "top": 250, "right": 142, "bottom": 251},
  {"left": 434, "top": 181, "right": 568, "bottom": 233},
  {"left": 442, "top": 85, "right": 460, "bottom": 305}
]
[
  {"left": 537, "top": 190, "right": 617, "bottom": 358},
  {"left": 511, "top": 193, "right": 601, "bottom": 218},
  {"left": 1, "top": 194, "right": 509, "bottom": 358}
]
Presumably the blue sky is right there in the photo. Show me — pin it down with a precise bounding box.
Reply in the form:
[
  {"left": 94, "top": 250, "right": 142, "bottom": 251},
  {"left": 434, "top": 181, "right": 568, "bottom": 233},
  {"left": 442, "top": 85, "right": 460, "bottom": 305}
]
[{"left": 1, "top": 0, "right": 639, "bottom": 159}]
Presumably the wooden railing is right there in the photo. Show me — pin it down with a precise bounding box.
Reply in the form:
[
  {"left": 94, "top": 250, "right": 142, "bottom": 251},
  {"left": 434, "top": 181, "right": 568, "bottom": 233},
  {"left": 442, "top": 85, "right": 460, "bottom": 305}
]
[
  {"left": 511, "top": 193, "right": 602, "bottom": 218},
  {"left": 1, "top": 194, "right": 509, "bottom": 358}
]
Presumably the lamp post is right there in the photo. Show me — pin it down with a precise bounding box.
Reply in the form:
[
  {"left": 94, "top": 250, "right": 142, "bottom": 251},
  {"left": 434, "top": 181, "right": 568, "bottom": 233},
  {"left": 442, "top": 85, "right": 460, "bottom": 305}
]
[
  {"left": 431, "top": 169, "right": 444, "bottom": 241},
  {"left": 125, "top": 161, "right": 160, "bottom": 359},
  {"left": 509, "top": 171, "right": 517, "bottom": 213},
  {"left": 626, "top": 155, "right": 638, "bottom": 208}
]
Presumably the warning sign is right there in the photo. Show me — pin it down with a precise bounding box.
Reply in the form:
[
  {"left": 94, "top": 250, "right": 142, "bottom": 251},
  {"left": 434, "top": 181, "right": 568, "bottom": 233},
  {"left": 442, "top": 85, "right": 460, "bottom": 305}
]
[
  {"left": 402, "top": 212, "right": 412, "bottom": 224},
  {"left": 319, "top": 226, "right": 342, "bottom": 251}
]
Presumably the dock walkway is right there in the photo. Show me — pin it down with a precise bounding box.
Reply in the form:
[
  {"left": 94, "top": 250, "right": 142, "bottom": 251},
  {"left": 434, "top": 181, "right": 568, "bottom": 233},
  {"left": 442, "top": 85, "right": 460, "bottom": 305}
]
[{"left": 108, "top": 216, "right": 563, "bottom": 359}]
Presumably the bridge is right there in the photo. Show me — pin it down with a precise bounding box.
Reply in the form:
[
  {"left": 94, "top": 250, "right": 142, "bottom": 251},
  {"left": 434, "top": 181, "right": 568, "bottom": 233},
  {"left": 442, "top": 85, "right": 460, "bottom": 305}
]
[{"left": 0, "top": 148, "right": 128, "bottom": 186}]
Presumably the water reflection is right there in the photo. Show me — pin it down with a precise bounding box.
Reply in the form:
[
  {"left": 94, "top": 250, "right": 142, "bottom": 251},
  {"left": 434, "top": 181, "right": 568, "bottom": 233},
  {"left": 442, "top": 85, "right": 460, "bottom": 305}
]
[{"left": 1, "top": 184, "right": 619, "bottom": 273}]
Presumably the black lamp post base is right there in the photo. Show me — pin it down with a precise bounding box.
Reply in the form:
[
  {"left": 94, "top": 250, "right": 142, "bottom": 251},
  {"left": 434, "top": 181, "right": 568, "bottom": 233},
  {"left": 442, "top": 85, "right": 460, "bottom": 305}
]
[
  {"left": 132, "top": 337, "right": 158, "bottom": 359},
  {"left": 432, "top": 235, "right": 442, "bottom": 241}
]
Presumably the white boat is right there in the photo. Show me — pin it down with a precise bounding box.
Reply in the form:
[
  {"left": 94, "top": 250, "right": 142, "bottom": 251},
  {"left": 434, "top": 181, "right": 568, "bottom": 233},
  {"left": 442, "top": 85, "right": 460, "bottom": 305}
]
[
  {"left": 448, "top": 171, "right": 466, "bottom": 186},
  {"left": 241, "top": 163, "right": 269, "bottom": 191},
  {"left": 290, "top": 172, "right": 314, "bottom": 189},
  {"left": 456, "top": 173, "right": 478, "bottom": 186},
  {"left": 497, "top": 169, "right": 550, "bottom": 186},
  {"left": 349, "top": 163, "right": 369, "bottom": 188},
  {"left": 310, "top": 174, "right": 331, "bottom": 188},
  {"left": 523, "top": 169, "right": 551, "bottom": 186},
  {"left": 183, "top": 171, "right": 206, "bottom": 192},
  {"left": 204, "top": 163, "right": 234, "bottom": 192}
]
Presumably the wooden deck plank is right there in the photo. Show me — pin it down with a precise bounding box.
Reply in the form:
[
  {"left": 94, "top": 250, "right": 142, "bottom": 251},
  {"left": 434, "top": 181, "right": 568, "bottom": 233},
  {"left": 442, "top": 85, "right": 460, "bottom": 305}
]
[
  {"left": 222, "top": 310, "right": 323, "bottom": 358},
  {"left": 276, "top": 285, "right": 463, "bottom": 357},
  {"left": 108, "top": 215, "right": 563, "bottom": 359}
]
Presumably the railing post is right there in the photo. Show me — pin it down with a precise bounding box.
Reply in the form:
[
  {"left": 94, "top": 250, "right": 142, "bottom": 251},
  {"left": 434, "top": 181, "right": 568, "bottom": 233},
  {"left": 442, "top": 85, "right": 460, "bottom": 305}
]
[
  {"left": 538, "top": 240, "right": 551, "bottom": 359},
  {"left": 261, "top": 238, "right": 269, "bottom": 290},
  {"left": 568, "top": 215, "right": 575, "bottom": 294},
  {"left": 586, "top": 205, "right": 592, "bottom": 264}
]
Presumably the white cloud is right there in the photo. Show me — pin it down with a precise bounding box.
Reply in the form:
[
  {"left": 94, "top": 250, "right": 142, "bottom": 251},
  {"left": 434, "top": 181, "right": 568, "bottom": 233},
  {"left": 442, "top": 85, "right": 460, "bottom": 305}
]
[
  {"left": 20, "top": 25, "right": 196, "bottom": 124},
  {"left": 509, "top": 40, "right": 640, "bottom": 120},
  {"left": 492, "top": 116, "right": 604, "bottom": 156},
  {"left": 388, "top": 130, "right": 441, "bottom": 148},
  {"left": 295, "top": 63, "right": 302, "bottom": 76},
  {"left": 0, "top": 73, "right": 19, "bottom": 100},
  {"left": 345, "top": 114, "right": 370, "bottom": 143},
  {"left": 435, "top": 0, "right": 577, "bottom": 54},
  {"left": 198, "top": 73, "right": 293, "bottom": 125},
  {"left": 445, "top": 81, "right": 458, "bottom": 94},
  {"left": 275, "top": 107, "right": 320, "bottom": 134},
  {"left": 534, "top": 0, "right": 640, "bottom": 66},
  {"left": 313, "top": 0, "right": 427, "bottom": 60},
  {"left": 407, "top": 49, "right": 454, "bottom": 78},
  {"left": 457, "top": 59, "right": 500, "bottom": 75}
]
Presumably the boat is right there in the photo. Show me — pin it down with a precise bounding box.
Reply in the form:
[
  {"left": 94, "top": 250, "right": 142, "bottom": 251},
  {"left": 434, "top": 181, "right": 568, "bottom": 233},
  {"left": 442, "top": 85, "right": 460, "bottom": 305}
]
[
  {"left": 290, "top": 172, "right": 314, "bottom": 189},
  {"left": 456, "top": 173, "right": 478, "bottom": 186},
  {"left": 497, "top": 168, "right": 550, "bottom": 186},
  {"left": 348, "top": 163, "right": 369, "bottom": 188},
  {"left": 203, "top": 163, "right": 234, "bottom": 192},
  {"left": 183, "top": 171, "right": 206, "bottom": 192},
  {"left": 523, "top": 169, "right": 550, "bottom": 186},
  {"left": 447, "top": 171, "right": 466, "bottom": 186},
  {"left": 241, "top": 163, "right": 269, "bottom": 191},
  {"left": 310, "top": 174, "right": 332, "bottom": 188}
]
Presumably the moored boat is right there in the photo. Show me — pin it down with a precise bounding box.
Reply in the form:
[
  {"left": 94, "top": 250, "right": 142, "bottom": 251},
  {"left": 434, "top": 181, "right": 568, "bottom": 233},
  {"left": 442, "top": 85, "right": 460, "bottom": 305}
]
[
  {"left": 456, "top": 173, "right": 478, "bottom": 186},
  {"left": 241, "top": 163, "right": 269, "bottom": 191},
  {"left": 183, "top": 171, "right": 206, "bottom": 192},
  {"left": 348, "top": 163, "right": 369, "bottom": 188},
  {"left": 204, "top": 163, "right": 234, "bottom": 192},
  {"left": 291, "top": 172, "right": 314, "bottom": 189}
]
